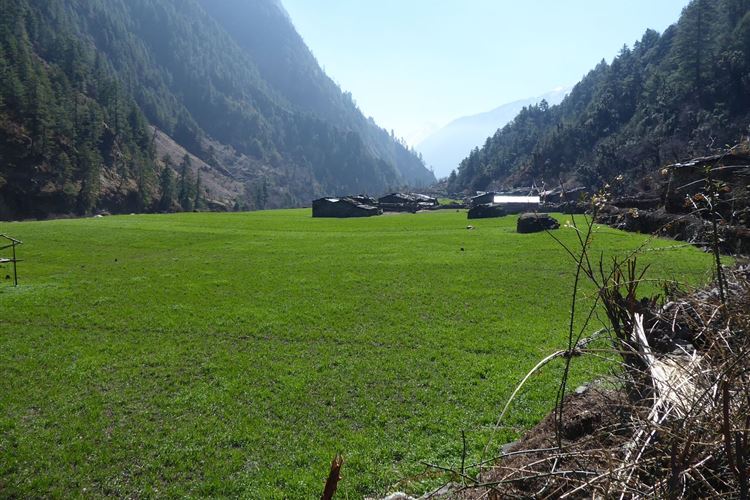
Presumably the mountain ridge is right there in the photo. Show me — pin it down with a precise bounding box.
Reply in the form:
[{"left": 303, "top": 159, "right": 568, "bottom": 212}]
[
  {"left": 198, "top": 0, "right": 434, "bottom": 189},
  {"left": 0, "top": 0, "right": 433, "bottom": 219},
  {"left": 417, "top": 88, "right": 570, "bottom": 179},
  {"left": 449, "top": 0, "right": 750, "bottom": 194}
]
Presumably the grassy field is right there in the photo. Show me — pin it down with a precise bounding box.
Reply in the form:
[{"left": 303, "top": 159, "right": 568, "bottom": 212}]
[{"left": 0, "top": 210, "right": 716, "bottom": 498}]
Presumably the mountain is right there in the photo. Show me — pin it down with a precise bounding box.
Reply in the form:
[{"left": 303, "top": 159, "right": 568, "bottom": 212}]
[
  {"left": 0, "top": 0, "right": 433, "bottom": 219},
  {"left": 417, "top": 88, "right": 570, "bottom": 179},
  {"left": 197, "top": 0, "right": 434, "bottom": 189},
  {"left": 449, "top": 0, "right": 750, "bottom": 194}
]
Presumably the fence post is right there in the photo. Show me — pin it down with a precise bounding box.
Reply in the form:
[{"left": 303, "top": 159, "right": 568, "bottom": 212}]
[{"left": 12, "top": 241, "right": 17, "bottom": 287}]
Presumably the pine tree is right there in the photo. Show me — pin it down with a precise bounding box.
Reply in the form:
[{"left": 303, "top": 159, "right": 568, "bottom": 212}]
[
  {"left": 159, "top": 157, "right": 176, "bottom": 212},
  {"left": 674, "top": 0, "right": 718, "bottom": 100},
  {"left": 193, "top": 170, "right": 202, "bottom": 210},
  {"left": 178, "top": 154, "right": 194, "bottom": 211}
]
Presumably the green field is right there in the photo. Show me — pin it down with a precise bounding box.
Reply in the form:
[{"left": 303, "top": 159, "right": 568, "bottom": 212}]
[{"left": 0, "top": 210, "right": 715, "bottom": 498}]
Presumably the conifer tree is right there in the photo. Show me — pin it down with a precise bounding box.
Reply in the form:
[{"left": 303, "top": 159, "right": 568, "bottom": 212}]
[
  {"left": 178, "top": 154, "right": 195, "bottom": 211},
  {"left": 159, "top": 157, "right": 176, "bottom": 212},
  {"left": 193, "top": 171, "right": 202, "bottom": 210}
]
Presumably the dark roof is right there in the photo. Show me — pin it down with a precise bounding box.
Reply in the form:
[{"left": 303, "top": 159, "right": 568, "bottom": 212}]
[
  {"left": 313, "top": 197, "right": 376, "bottom": 207},
  {"left": 471, "top": 192, "right": 497, "bottom": 200},
  {"left": 378, "top": 192, "right": 437, "bottom": 203},
  {"left": 312, "top": 197, "right": 381, "bottom": 218},
  {"left": 348, "top": 194, "right": 378, "bottom": 205}
]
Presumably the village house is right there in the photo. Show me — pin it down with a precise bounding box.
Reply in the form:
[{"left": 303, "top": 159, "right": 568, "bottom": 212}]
[
  {"left": 469, "top": 192, "right": 541, "bottom": 217},
  {"left": 312, "top": 197, "right": 381, "bottom": 218},
  {"left": 378, "top": 193, "right": 438, "bottom": 212}
]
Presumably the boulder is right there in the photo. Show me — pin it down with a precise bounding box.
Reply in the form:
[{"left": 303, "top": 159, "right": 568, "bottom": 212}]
[
  {"left": 517, "top": 213, "right": 560, "bottom": 233},
  {"left": 468, "top": 204, "right": 506, "bottom": 219}
]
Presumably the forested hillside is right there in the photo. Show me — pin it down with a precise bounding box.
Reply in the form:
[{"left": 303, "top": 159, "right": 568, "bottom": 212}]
[
  {"left": 0, "top": 0, "right": 157, "bottom": 216},
  {"left": 449, "top": 0, "right": 750, "bottom": 193},
  {"left": 0, "top": 0, "right": 433, "bottom": 219},
  {"left": 417, "top": 88, "right": 569, "bottom": 179},
  {"left": 199, "top": 0, "right": 433, "bottom": 188}
]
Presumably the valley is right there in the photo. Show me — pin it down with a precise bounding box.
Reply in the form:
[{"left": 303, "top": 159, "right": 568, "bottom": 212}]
[{"left": 0, "top": 210, "right": 714, "bottom": 497}]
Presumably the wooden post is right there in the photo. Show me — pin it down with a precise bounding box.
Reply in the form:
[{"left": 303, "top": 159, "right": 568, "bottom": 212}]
[{"left": 12, "top": 241, "right": 17, "bottom": 287}]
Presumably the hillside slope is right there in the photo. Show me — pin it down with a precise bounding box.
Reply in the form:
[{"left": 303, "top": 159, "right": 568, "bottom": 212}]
[
  {"left": 417, "top": 88, "right": 569, "bottom": 179},
  {"left": 0, "top": 0, "right": 433, "bottom": 219},
  {"left": 198, "top": 0, "right": 434, "bottom": 189},
  {"left": 450, "top": 0, "right": 750, "bottom": 193}
]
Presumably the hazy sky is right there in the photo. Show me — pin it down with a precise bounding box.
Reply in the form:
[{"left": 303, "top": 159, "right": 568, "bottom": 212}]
[{"left": 282, "top": 0, "right": 691, "bottom": 145}]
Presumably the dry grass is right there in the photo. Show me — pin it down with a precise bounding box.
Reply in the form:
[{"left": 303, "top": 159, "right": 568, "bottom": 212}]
[
  {"left": 450, "top": 255, "right": 750, "bottom": 499},
  {"left": 417, "top": 168, "right": 750, "bottom": 498}
]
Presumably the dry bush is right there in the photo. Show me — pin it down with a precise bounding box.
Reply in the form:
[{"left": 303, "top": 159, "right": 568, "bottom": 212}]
[
  {"left": 454, "top": 253, "right": 750, "bottom": 499},
  {"left": 404, "top": 166, "right": 750, "bottom": 499}
]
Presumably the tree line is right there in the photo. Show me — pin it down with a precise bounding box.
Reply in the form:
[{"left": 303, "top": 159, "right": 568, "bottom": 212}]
[
  {"left": 449, "top": 0, "right": 750, "bottom": 194},
  {"left": 0, "top": 0, "right": 431, "bottom": 219}
]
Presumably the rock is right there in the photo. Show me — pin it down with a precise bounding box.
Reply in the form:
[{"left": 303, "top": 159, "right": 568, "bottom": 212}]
[
  {"left": 420, "top": 483, "right": 463, "bottom": 498},
  {"left": 370, "top": 483, "right": 463, "bottom": 500},
  {"left": 517, "top": 213, "right": 560, "bottom": 233},
  {"left": 501, "top": 441, "right": 519, "bottom": 455},
  {"left": 375, "top": 494, "right": 417, "bottom": 500}
]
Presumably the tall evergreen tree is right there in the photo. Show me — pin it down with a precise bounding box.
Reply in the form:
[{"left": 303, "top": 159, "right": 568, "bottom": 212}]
[
  {"left": 193, "top": 170, "right": 202, "bottom": 210},
  {"left": 178, "top": 154, "right": 195, "bottom": 212},
  {"left": 159, "top": 156, "right": 176, "bottom": 212}
]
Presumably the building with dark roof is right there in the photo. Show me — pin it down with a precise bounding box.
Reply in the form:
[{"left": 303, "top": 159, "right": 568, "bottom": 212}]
[
  {"left": 378, "top": 193, "right": 438, "bottom": 212},
  {"left": 312, "top": 197, "right": 381, "bottom": 218}
]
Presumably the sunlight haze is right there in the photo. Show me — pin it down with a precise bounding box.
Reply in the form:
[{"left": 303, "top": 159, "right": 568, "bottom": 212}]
[{"left": 282, "top": 0, "right": 692, "bottom": 144}]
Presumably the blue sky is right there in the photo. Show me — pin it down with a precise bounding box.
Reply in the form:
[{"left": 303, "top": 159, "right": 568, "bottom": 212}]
[{"left": 282, "top": 0, "right": 691, "bottom": 145}]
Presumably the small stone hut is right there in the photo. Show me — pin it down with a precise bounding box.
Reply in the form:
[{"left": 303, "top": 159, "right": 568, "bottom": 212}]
[
  {"left": 312, "top": 197, "right": 381, "bottom": 218},
  {"left": 470, "top": 192, "right": 498, "bottom": 207},
  {"left": 468, "top": 204, "right": 506, "bottom": 219},
  {"left": 471, "top": 192, "right": 541, "bottom": 214},
  {"left": 378, "top": 193, "right": 438, "bottom": 212}
]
